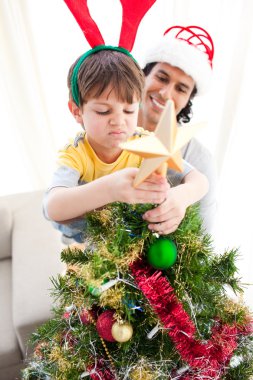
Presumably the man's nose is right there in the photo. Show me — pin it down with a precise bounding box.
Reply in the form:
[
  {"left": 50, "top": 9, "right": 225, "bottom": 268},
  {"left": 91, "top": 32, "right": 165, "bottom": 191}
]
[{"left": 159, "top": 85, "right": 173, "bottom": 100}]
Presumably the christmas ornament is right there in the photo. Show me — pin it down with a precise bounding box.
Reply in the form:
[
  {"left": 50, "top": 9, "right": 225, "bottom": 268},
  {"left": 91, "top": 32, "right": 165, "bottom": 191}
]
[
  {"left": 147, "top": 237, "right": 177, "bottom": 269},
  {"left": 130, "top": 367, "right": 154, "bottom": 380},
  {"left": 111, "top": 321, "right": 133, "bottom": 342},
  {"left": 129, "top": 359, "right": 155, "bottom": 380},
  {"left": 62, "top": 311, "right": 71, "bottom": 320},
  {"left": 96, "top": 310, "right": 116, "bottom": 342},
  {"left": 86, "top": 358, "right": 116, "bottom": 380},
  {"left": 60, "top": 330, "right": 77, "bottom": 349},
  {"left": 88, "top": 279, "right": 116, "bottom": 297},
  {"left": 80, "top": 308, "right": 95, "bottom": 325},
  {"left": 88, "top": 284, "right": 101, "bottom": 297},
  {"left": 34, "top": 342, "right": 48, "bottom": 359},
  {"left": 121, "top": 100, "right": 204, "bottom": 187},
  {"left": 80, "top": 309, "right": 90, "bottom": 324}
]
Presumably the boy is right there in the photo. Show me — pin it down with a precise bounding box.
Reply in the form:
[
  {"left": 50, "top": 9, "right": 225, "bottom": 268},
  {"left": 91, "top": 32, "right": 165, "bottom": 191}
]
[{"left": 44, "top": 49, "right": 208, "bottom": 242}]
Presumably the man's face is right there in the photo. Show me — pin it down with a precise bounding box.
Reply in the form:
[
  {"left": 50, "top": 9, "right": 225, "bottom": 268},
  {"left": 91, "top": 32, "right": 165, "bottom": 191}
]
[{"left": 141, "top": 62, "right": 195, "bottom": 132}]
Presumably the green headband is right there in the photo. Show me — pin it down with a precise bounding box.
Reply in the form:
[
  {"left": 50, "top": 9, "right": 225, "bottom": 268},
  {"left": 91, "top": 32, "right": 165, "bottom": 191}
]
[{"left": 71, "top": 45, "right": 137, "bottom": 106}]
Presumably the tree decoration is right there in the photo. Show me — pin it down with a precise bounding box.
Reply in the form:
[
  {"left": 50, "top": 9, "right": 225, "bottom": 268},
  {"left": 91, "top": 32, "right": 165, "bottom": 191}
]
[
  {"left": 130, "top": 258, "right": 252, "bottom": 378},
  {"left": 60, "top": 330, "right": 77, "bottom": 349},
  {"left": 80, "top": 308, "right": 94, "bottom": 325},
  {"left": 34, "top": 342, "right": 48, "bottom": 360},
  {"left": 22, "top": 203, "right": 253, "bottom": 379},
  {"left": 111, "top": 321, "right": 133, "bottom": 342},
  {"left": 88, "top": 284, "right": 102, "bottom": 297},
  {"left": 96, "top": 310, "right": 116, "bottom": 342},
  {"left": 121, "top": 100, "right": 204, "bottom": 186},
  {"left": 62, "top": 311, "right": 71, "bottom": 320},
  {"left": 147, "top": 237, "right": 177, "bottom": 269},
  {"left": 86, "top": 359, "right": 116, "bottom": 380}
]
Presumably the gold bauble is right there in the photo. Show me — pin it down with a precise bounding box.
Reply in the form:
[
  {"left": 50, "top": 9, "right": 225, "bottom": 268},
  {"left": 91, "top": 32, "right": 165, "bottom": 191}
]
[
  {"left": 111, "top": 321, "right": 133, "bottom": 342},
  {"left": 130, "top": 368, "right": 154, "bottom": 380}
]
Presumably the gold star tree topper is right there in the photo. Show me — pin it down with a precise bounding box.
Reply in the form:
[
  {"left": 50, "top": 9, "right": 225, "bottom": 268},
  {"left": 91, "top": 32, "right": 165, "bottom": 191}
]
[{"left": 120, "top": 100, "right": 204, "bottom": 187}]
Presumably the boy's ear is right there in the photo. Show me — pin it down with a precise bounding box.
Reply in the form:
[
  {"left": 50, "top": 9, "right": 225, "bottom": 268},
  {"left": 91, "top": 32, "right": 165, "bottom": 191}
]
[{"left": 68, "top": 100, "right": 83, "bottom": 124}]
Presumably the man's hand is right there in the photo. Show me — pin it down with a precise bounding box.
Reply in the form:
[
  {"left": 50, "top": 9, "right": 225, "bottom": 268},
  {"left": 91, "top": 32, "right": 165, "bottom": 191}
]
[{"left": 142, "top": 184, "right": 189, "bottom": 235}]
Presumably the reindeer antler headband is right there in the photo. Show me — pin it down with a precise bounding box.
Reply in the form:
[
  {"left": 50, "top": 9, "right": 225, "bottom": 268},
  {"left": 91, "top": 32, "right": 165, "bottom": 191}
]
[{"left": 64, "top": 0, "right": 157, "bottom": 106}]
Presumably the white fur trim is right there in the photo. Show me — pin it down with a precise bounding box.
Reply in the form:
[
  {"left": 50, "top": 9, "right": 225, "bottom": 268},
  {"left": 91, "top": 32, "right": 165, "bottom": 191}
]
[{"left": 143, "top": 37, "right": 212, "bottom": 95}]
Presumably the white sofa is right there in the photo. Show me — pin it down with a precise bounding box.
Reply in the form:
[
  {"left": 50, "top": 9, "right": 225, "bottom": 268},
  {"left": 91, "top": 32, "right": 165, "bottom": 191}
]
[{"left": 0, "top": 190, "right": 64, "bottom": 380}]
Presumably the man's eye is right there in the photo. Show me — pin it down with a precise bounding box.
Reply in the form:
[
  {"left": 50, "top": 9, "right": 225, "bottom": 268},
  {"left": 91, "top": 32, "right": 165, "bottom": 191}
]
[
  {"left": 157, "top": 75, "right": 168, "bottom": 83},
  {"left": 177, "top": 87, "right": 187, "bottom": 94}
]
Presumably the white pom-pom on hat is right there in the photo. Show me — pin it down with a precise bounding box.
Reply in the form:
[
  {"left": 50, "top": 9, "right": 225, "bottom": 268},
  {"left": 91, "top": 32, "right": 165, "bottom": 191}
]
[{"left": 142, "top": 26, "right": 214, "bottom": 95}]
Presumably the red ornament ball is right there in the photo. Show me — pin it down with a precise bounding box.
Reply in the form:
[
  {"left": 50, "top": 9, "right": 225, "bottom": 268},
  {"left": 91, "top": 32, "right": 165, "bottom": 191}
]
[
  {"left": 62, "top": 311, "right": 71, "bottom": 320},
  {"left": 80, "top": 309, "right": 93, "bottom": 325},
  {"left": 96, "top": 310, "right": 116, "bottom": 342}
]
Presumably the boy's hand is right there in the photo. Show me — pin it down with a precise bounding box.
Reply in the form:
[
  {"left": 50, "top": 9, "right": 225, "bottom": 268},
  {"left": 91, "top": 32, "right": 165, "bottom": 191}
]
[
  {"left": 142, "top": 184, "right": 189, "bottom": 235},
  {"left": 109, "top": 168, "right": 167, "bottom": 205}
]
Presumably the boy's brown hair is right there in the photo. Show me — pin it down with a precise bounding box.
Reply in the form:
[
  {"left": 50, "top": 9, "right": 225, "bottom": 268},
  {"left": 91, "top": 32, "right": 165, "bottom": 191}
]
[{"left": 67, "top": 50, "right": 144, "bottom": 106}]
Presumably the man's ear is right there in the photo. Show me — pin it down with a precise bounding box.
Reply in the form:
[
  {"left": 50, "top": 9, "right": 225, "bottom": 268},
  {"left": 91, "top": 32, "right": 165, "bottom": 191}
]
[{"left": 68, "top": 100, "right": 83, "bottom": 124}]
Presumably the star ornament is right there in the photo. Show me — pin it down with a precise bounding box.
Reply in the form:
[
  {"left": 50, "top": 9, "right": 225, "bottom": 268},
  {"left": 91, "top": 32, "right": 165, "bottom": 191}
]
[{"left": 120, "top": 100, "right": 204, "bottom": 187}]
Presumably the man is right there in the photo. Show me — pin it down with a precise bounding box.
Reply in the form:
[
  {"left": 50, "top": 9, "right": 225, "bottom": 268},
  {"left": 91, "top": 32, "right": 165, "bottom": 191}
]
[{"left": 138, "top": 26, "right": 216, "bottom": 233}]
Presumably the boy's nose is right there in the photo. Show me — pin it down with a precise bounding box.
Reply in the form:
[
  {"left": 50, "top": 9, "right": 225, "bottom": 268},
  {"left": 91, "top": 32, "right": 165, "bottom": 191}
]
[{"left": 109, "top": 114, "right": 124, "bottom": 126}]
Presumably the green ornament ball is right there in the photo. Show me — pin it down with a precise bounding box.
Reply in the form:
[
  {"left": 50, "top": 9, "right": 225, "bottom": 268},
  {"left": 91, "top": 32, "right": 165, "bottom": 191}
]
[{"left": 147, "top": 238, "right": 177, "bottom": 269}]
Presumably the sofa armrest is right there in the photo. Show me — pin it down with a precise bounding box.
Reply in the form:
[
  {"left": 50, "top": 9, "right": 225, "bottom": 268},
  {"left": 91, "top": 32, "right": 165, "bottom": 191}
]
[{"left": 9, "top": 190, "right": 64, "bottom": 355}]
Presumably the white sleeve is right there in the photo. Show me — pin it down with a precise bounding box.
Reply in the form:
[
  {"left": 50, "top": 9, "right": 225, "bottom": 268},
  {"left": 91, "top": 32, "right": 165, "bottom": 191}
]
[{"left": 43, "top": 165, "right": 81, "bottom": 220}]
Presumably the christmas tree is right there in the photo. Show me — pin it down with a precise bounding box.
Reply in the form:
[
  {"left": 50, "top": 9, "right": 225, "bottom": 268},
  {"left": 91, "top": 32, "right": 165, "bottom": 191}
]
[{"left": 22, "top": 202, "right": 253, "bottom": 380}]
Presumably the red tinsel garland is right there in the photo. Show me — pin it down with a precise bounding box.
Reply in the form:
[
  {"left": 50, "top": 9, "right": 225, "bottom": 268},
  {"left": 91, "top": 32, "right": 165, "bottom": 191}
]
[{"left": 130, "top": 259, "right": 251, "bottom": 379}]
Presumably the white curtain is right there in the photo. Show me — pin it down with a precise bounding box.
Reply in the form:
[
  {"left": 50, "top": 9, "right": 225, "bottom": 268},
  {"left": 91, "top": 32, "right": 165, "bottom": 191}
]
[{"left": 0, "top": 0, "right": 252, "bottom": 306}]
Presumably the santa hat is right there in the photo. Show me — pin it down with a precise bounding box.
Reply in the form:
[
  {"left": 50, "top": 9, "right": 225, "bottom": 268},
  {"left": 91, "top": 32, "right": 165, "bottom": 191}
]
[{"left": 142, "top": 26, "right": 214, "bottom": 95}]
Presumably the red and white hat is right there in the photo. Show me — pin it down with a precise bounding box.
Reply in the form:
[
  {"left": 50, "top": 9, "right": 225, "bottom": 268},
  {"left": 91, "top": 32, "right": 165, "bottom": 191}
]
[{"left": 142, "top": 26, "right": 214, "bottom": 95}]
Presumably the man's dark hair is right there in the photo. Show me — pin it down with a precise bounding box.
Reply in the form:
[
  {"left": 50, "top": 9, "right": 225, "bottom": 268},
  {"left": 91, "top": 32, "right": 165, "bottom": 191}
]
[{"left": 143, "top": 62, "right": 197, "bottom": 124}]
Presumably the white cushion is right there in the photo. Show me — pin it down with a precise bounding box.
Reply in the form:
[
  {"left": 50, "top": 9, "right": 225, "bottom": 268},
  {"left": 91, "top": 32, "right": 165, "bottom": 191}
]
[
  {"left": 0, "top": 260, "right": 21, "bottom": 367},
  {"left": 0, "top": 202, "right": 12, "bottom": 260},
  {"left": 11, "top": 191, "right": 64, "bottom": 354}
]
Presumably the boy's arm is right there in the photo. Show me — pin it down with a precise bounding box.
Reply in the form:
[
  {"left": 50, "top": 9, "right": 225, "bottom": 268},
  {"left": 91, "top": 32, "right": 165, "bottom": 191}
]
[
  {"left": 46, "top": 167, "right": 168, "bottom": 223},
  {"left": 142, "top": 168, "right": 209, "bottom": 235}
]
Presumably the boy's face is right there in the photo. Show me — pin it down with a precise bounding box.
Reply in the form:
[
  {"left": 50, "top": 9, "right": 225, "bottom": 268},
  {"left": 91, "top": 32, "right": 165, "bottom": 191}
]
[
  {"left": 77, "top": 87, "right": 139, "bottom": 163},
  {"left": 141, "top": 62, "right": 195, "bottom": 132}
]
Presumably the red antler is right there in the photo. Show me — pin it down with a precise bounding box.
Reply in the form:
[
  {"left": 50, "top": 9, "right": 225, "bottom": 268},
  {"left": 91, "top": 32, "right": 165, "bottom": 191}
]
[
  {"left": 64, "top": 0, "right": 104, "bottom": 47},
  {"left": 119, "top": 0, "right": 157, "bottom": 51}
]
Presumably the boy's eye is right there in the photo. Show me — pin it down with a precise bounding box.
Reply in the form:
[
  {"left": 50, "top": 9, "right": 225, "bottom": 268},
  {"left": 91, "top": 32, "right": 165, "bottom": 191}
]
[
  {"left": 96, "top": 110, "right": 110, "bottom": 115},
  {"left": 124, "top": 110, "right": 135, "bottom": 114}
]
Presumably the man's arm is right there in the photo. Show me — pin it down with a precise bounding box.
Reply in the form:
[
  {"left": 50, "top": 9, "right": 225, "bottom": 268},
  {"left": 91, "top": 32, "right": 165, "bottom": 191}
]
[{"left": 182, "top": 138, "right": 217, "bottom": 233}]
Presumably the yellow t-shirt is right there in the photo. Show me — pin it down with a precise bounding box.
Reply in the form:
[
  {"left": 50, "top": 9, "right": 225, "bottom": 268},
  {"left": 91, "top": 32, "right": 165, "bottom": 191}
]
[
  {"left": 44, "top": 127, "right": 192, "bottom": 239},
  {"left": 57, "top": 127, "right": 148, "bottom": 184}
]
